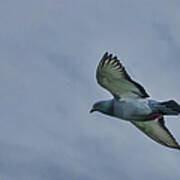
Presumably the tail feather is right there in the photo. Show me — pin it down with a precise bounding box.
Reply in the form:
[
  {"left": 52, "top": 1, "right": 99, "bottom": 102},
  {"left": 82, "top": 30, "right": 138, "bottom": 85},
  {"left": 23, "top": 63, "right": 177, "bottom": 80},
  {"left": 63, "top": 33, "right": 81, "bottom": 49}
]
[{"left": 160, "top": 100, "right": 180, "bottom": 114}]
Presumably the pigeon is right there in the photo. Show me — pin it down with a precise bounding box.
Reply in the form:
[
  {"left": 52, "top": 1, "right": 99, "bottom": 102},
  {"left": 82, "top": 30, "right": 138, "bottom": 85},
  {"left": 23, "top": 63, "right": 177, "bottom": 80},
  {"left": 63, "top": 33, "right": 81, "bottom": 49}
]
[{"left": 90, "top": 52, "right": 180, "bottom": 150}]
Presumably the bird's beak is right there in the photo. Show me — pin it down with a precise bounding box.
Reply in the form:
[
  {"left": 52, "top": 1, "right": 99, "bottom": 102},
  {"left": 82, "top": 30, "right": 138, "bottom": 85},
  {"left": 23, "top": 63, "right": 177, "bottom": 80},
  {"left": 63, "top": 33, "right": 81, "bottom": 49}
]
[{"left": 89, "top": 108, "right": 95, "bottom": 113}]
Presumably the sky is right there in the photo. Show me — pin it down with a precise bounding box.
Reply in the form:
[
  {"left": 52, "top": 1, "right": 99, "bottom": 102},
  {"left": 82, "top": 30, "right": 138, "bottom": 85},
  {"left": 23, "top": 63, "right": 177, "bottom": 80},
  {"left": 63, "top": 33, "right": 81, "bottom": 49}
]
[{"left": 0, "top": 0, "right": 180, "bottom": 179}]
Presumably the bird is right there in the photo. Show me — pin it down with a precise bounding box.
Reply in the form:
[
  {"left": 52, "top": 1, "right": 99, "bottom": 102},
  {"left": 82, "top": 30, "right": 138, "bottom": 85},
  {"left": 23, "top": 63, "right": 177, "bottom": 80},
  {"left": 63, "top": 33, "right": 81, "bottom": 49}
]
[{"left": 90, "top": 52, "right": 180, "bottom": 150}]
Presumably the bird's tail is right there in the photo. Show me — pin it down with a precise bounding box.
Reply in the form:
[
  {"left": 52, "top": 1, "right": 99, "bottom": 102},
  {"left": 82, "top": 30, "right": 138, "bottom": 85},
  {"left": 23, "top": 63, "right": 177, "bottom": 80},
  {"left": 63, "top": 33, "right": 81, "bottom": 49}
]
[{"left": 160, "top": 100, "right": 180, "bottom": 115}]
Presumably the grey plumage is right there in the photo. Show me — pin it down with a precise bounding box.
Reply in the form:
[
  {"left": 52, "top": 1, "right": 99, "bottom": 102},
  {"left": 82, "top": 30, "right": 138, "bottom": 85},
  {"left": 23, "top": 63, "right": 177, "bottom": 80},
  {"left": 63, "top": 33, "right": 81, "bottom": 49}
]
[
  {"left": 148, "top": 100, "right": 180, "bottom": 115},
  {"left": 160, "top": 100, "right": 180, "bottom": 114},
  {"left": 91, "top": 52, "right": 180, "bottom": 150}
]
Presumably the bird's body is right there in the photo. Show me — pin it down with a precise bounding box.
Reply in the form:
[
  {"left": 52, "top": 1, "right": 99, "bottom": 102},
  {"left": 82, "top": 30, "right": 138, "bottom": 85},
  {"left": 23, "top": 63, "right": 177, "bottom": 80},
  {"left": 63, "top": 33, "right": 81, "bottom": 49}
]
[
  {"left": 90, "top": 52, "right": 180, "bottom": 150},
  {"left": 113, "top": 98, "right": 152, "bottom": 121},
  {"left": 101, "top": 98, "right": 180, "bottom": 121}
]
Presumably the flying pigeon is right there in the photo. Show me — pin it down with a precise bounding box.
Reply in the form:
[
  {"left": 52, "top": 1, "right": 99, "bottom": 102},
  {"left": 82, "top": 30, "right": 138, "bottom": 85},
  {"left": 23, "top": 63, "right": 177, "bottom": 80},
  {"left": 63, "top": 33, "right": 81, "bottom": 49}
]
[{"left": 90, "top": 52, "right": 180, "bottom": 150}]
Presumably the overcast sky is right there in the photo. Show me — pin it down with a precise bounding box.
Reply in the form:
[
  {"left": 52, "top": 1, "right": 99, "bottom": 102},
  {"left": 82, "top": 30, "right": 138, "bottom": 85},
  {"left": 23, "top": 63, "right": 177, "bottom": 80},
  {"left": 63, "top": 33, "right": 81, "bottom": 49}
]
[{"left": 1, "top": 0, "right": 180, "bottom": 179}]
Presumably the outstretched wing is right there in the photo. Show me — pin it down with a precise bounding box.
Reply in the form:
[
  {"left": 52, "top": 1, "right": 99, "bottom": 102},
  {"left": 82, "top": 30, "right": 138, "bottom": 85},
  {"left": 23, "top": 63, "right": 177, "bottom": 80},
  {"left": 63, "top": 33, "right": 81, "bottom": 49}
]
[
  {"left": 131, "top": 117, "right": 180, "bottom": 150},
  {"left": 96, "top": 52, "right": 149, "bottom": 99}
]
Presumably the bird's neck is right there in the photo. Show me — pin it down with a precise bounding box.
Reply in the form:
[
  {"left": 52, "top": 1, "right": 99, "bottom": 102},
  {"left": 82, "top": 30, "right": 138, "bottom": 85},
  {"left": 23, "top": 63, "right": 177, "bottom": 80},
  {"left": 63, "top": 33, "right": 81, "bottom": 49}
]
[{"left": 102, "top": 100, "right": 114, "bottom": 116}]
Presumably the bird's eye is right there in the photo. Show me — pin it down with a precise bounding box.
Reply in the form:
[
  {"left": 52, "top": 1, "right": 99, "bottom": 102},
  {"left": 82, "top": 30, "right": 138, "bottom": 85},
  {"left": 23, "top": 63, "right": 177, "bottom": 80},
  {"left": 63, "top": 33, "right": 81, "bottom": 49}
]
[{"left": 95, "top": 103, "right": 100, "bottom": 108}]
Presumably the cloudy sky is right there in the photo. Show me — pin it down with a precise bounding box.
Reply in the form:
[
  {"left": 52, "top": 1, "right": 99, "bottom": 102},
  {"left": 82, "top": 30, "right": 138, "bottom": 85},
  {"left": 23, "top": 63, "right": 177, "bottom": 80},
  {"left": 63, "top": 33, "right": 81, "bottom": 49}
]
[{"left": 1, "top": 0, "right": 180, "bottom": 179}]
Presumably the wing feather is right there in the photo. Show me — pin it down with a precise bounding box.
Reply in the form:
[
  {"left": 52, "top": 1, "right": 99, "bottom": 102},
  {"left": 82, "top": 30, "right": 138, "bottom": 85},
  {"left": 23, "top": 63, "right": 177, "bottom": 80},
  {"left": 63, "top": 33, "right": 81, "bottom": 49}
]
[
  {"left": 96, "top": 52, "right": 149, "bottom": 99},
  {"left": 131, "top": 117, "right": 180, "bottom": 150}
]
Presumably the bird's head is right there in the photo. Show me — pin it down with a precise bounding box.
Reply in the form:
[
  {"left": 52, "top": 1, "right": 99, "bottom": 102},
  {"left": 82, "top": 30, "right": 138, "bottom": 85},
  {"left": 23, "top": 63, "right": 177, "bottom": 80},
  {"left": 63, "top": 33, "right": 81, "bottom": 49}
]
[{"left": 90, "top": 100, "right": 113, "bottom": 115}]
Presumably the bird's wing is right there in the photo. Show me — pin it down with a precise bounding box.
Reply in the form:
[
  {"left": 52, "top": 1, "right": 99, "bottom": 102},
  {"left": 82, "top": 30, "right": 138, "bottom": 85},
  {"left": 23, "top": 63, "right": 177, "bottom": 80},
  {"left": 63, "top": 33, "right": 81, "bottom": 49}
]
[
  {"left": 131, "top": 117, "right": 180, "bottom": 150},
  {"left": 96, "top": 52, "right": 149, "bottom": 99}
]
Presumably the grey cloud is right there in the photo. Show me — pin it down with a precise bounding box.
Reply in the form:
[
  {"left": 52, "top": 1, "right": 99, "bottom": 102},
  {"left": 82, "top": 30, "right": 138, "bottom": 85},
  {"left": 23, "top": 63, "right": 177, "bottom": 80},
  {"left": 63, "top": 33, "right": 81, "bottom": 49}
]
[{"left": 0, "top": 0, "right": 180, "bottom": 180}]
